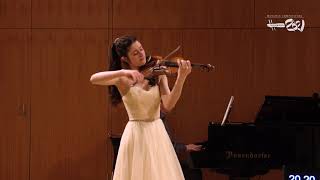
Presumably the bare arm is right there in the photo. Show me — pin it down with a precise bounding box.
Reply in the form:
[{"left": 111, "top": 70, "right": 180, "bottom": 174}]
[
  {"left": 90, "top": 69, "right": 144, "bottom": 86},
  {"left": 159, "top": 60, "right": 191, "bottom": 112},
  {"left": 90, "top": 70, "right": 126, "bottom": 86}
]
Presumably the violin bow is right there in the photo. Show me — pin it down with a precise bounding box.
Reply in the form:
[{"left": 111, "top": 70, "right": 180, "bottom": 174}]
[{"left": 163, "top": 45, "right": 181, "bottom": 60}]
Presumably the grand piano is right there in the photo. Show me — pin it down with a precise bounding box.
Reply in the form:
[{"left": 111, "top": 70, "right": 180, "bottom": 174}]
[{"left": 190, "top": 94, "right": 320, "bottom": 179}]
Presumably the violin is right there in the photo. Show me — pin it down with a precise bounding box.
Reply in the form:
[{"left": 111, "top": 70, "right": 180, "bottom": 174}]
[{"left": 139, "top": 55, "right": 215, "bottom": 79}]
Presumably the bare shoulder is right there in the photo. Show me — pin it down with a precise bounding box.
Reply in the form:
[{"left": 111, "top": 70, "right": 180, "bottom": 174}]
[
  {"left": 116, "top": 76, "right": 133, "bottom": 96},
  {"left": 158, "top": 75, "right": 168, "bottom": 84}
]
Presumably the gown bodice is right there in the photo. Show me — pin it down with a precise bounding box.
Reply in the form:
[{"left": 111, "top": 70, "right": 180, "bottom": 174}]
[{"left": 122, "top": 85, "right": 161, "bottom": 121}]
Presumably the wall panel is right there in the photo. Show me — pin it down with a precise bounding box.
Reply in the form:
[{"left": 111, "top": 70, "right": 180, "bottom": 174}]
[
  {"left": 0, "top": 29, "right": 30, "bottom": 180},
  {"left": 30, "top": 30, "right": 109, "bottom": 180},
  {"left": 32, "top": 0, "right": 110, "bottom": 28},
  {"left": 0, "top": 0, "right": 31, "bottom": 28}
]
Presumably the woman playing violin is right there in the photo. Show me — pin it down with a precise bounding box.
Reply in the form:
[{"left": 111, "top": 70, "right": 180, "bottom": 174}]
[{"left": 90, "top": 35, "right": 191, "bottom": 180}]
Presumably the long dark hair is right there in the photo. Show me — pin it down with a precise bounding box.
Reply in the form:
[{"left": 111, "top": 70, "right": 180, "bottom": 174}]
[{"left": 108, "top": 35, "right": 157, "bottom": 105}]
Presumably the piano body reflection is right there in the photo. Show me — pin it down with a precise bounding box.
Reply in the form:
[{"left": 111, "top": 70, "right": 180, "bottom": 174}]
[{"left": 191, "top": 94, "right": 320, "bottom": 179}]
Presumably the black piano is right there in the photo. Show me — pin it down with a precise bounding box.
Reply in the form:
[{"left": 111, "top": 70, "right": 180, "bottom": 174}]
[{"left": 191, "top": 94, "right": 320, "bottom": 179}]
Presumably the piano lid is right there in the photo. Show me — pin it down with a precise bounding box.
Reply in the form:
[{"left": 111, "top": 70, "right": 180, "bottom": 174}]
[{"left": 255, "top": 93, "right": 320, "bottom": 125}]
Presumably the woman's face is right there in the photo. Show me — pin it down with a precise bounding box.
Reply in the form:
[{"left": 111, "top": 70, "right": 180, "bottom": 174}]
[{"left": 126, "top": 41, "right": 146, "bottom": 69}]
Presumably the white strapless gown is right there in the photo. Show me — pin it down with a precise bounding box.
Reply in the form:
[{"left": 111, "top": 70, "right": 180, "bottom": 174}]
[{"left": 112, "top": 85, "right": 185, "bottom": 180}]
